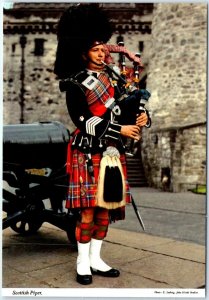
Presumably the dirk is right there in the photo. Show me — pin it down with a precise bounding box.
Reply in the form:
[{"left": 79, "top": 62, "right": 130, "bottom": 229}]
[{"left": 131, "top": 195, "right": 145, "bottom": 231}]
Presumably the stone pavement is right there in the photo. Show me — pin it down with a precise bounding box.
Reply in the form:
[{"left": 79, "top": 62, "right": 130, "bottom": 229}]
[
  {"left": 2, "top": 222, "right": 205, "bottom": 292},
  {"left": 112, "top": 187, "right": 206, "bottom": 245}
]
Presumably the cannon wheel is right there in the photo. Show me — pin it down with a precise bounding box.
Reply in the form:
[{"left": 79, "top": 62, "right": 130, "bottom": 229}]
[
  {"left": 8, "top": 198, "right": 45, "bottom": 235},
  {"left": 9, "top": 215, "right": 43, "bottom": 235}
]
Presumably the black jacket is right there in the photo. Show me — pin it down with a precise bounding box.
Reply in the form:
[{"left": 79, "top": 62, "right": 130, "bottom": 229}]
[{"left": 61, "top": 69, "right": 150, "bottom": 154}]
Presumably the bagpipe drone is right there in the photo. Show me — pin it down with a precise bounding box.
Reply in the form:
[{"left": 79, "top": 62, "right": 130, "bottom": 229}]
[{"left": 102, "top": 43, "right": 151, "bottom": 128}]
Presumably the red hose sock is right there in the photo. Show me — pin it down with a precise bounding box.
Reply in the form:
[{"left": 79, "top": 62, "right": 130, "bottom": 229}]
[
  {"left": 92, "top": 218, "right": 109, "bottom": 240},
  {"left": 76, "top": 221, "right": 94, "bottom": 243}
]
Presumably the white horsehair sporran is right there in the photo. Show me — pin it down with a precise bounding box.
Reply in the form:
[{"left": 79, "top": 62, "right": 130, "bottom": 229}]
[{"left": 96, "top": 146, "right": 126, "bottom": 209}]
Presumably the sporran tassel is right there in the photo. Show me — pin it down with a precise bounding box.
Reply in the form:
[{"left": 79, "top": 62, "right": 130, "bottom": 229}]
[{"left": 96, "top": 147, "right": 126, "bottom": 209}]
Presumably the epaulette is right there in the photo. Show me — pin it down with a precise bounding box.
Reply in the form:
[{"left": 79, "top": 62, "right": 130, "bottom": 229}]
[{"left": 59, "top": 71, "right": 86, "bottom": 93}]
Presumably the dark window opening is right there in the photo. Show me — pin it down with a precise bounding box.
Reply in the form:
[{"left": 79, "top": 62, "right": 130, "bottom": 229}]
[
  {"left": 34, "top": 38, "right": 45, "bottom": 56},
  {"left": 116, "top": 35, "right": 124, "bottom": 45},
  {"left": 12, "top": 43, "right": 16, "bottom": 53},
  {"left": 139, "top": 41, "right": 144, "bottom": 53}
]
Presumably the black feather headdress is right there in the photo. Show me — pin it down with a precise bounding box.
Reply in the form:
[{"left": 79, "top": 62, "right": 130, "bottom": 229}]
[{"left": 54, "top": 3, "right": 113, "bottom": 79}]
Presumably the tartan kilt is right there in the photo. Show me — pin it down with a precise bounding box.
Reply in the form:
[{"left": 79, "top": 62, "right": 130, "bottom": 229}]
[{"left": 66, "top": 147, "right": 131, "bottom": 220}]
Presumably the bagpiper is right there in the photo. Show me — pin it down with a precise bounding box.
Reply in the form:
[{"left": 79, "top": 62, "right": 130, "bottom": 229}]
[{"left": 54, "top": 3, "right": 151, "bottom": 285}]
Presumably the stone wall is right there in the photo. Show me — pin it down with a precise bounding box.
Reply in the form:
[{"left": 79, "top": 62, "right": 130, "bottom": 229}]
[
  {"left": 142, "top": 124, "right": 206, "bottom": 192},
  {"left": 143, "top": 3, "right": 207, "bottom": 191},
  {"left": 3, "top": 4, "right": 152, "bottom": 134},
  {"left": 3, "top": 31, "right": 75, "bottom": 131},
  {"left": 3, "top": 3, "right": 207, "bottom": 192}
]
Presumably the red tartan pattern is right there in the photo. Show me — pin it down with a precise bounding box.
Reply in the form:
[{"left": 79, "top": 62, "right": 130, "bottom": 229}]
[
  {"left": 86, "top": 74, "right": 114, "bottom": 116},
  {"left": 86, "top": 73, "right": 112, "bottom": 105},
  {"left": 66, "top": 149, "right": 131, "bottom": 209},
  {"left": 76, "top": 221, "right": 94, "bottom": 243},
  {"left": 92, "top": 218, "right": 109, "bottom": 240}
]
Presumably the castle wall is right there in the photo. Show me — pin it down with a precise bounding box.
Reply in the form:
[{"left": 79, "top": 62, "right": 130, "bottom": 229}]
[
  {"left": 143, "top": 3, "right": 207, "bottom": 191},
  {"left": 3, "top": 3, "right": 207, "bottom": 192},
  {"left": 3, "top": 31, "right": 75, "bottom": 130},
  {"left": 3, "top": 4, "right": 152, "bottom": 134}
]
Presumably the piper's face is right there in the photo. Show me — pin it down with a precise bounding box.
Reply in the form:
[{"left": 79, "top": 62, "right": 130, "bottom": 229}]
[{"left": 86, "top": 44, "right": 105, "bottom": 71}]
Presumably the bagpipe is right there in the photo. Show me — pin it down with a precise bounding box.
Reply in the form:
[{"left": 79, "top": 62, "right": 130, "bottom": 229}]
[
  {"left": 103, "top": 42, "right": 151, "bottom": 127},
  {"left": 100, "top": 43, "right": 151, "bottom": 230}
]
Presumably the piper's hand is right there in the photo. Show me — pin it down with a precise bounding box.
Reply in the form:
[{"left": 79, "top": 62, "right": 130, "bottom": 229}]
[
  {"left": 136, "top": 113, "right": 148, "bottom": 127},
  {"left": 120, "top": 125, "right": 141, "bottom": 141}
]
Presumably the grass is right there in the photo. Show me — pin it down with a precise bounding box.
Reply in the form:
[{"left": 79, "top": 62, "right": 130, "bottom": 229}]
[{"left": 190, "top": 185, "right": 206, "bottom": 194}]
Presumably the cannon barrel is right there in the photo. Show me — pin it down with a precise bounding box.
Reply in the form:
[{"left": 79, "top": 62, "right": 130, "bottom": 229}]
[{"left": 3, "top": 121, "right": 71, "bottom": 169}]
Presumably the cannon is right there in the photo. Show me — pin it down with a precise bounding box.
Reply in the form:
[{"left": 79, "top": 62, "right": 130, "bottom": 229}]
[{"left": 3, "top": 121, "right": 78, "bottom": 245}]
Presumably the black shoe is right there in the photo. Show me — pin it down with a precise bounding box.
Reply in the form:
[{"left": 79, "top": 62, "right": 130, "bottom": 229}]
[
  {"left": 76, "top": 273, "right": 92, "bottom": 285},
  {"left": 91, "top": 267, "right": 120, "bottom": 277}
]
